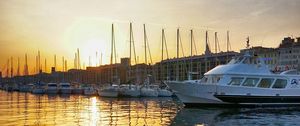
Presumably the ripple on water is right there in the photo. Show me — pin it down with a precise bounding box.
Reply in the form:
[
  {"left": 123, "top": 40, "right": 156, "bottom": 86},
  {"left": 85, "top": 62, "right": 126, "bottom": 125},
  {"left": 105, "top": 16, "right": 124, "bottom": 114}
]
[{"left": 0, "top": 91, "right": 179, "bottom": 126}]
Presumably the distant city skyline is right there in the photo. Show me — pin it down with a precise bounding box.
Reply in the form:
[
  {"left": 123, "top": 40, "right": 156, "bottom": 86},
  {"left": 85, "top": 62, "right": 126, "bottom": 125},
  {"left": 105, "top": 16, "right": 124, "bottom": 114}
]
[{"left": 0, "top": 0, "right": 299, "bottom": 75}]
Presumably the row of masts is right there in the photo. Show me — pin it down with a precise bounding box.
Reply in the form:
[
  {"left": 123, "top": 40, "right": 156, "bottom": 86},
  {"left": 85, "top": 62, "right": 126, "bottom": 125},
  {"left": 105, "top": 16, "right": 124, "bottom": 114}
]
[{"left": 1, "top": 23, "right": 232, "bottom": 80}]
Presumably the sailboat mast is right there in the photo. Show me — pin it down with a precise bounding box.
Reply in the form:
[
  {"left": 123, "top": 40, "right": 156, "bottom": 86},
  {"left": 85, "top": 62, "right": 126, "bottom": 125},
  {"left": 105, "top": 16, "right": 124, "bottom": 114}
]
[
  {"left": 54, "top": 54, "right": 56, "bottom": 69},
  {"left": 176, "top": 28, "right": 179, "bottom": 81},
  {"left": 110, "top": 23, "right": 114, "bottom": 84},
  {"left": 24, "top": 53, "right": 28, "bottom": 76},
  {"left": 44, "top": 58, "right": 47, "bottom": 73},
  {"left": 74, "top": 53, "right": 77, "bottom": 69},
  {"left": 17, "top": 57, "right": 20, "bottom": 76},
  {"left": 77, "top": 48, "right": 80, "bottom": 69},
  {"left": 205, "top": 31, "right": 208, "bottom": 72},
  {"left": 227, "top": 30, "right": 229, "bottom": 62},
  {"left": 143, "top": 24, "right": 147, "bottom": 65},
  {"left": 215, "top": 32, "right": 217, "bottom": 54},
  {"left": 62, "top": 56, "right": 65, "bottom": 72},
  {"left": 38, "top": 50, "right": 40, "bottom": 73},
  {"left": 161, "top": 29, "right": 164, "bottom": 81},
  {"left": 128, "top": 23, "right": 132, "bottom": 83},
  {"left": 96, "top": 52, "right": 98, "bottom": 66},
  {"left": 65, "top": 60, "right": 67, "bottom": 72},
  {"left": 6, "top": 59, "right": 9, "bottom": 78},
  {"left": 10, "top": 57, "right": 13, "bottom": 77},
  {"left": 190, "top": 30, "right": 193, "bottom": 73},
  {"left": 111, "top": 23, "right": 113, "bottom": 65}
]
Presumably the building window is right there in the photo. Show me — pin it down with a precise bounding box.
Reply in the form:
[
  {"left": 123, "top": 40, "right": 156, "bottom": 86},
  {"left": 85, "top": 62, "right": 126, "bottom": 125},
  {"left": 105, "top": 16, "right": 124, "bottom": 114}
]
[
  {"left": 272, "top": 79, "right": 287, "bottom": 89},
  {"left": 257, "top": 78, "right": 274, "bottom": 88},
  {"left": 242, "top": 78, "right": 259, "bottom": 87}
]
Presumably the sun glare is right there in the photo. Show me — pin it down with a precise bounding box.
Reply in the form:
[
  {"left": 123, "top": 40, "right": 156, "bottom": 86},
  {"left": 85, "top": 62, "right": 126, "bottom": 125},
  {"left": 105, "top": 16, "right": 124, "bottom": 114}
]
[{"left": 63, "top": 18, "right": 111, "bottom": 67}]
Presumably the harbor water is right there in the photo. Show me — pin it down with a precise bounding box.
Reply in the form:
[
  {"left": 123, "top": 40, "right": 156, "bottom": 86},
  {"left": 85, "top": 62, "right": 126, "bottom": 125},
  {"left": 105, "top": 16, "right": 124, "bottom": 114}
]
[{"left": 1, "top": 90, "right": 300, "bottom": 126}]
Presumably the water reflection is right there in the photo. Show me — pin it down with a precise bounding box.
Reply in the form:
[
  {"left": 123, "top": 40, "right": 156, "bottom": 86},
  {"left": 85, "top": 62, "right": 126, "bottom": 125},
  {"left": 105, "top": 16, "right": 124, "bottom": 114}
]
[
  {"left": 0, "top": 91, "right": 180, "bottom": 126},
  {"left": 172, "top": 107, "right": 300, "bottom": 126}
]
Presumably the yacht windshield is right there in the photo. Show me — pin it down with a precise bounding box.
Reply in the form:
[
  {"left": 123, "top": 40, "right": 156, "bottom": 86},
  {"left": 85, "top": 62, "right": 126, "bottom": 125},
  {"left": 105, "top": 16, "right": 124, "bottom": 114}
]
[{"left": 228, "top": 57, "right": 244, "bottom": 64}]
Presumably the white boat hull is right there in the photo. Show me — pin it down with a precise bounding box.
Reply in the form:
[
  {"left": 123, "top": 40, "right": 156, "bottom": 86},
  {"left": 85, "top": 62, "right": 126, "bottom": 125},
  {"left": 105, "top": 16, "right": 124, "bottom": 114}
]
[
  {"left": 140, "top": 88, "right": 158, "bottom": 97},
  {"left": 158, "top": 89, "right": 173, "bottom": 97},
  {"left": 167, "top": 81, "right": 226, "bottom": 104},
  {"left": 167, "top": 80, "right": 300, "bottom": 106}
]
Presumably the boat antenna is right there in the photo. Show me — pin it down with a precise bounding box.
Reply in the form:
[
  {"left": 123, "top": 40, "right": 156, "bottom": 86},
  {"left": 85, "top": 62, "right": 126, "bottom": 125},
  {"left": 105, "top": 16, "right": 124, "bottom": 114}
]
[{"left": 246, "top": 36, "right": 250, "bottom": 49}]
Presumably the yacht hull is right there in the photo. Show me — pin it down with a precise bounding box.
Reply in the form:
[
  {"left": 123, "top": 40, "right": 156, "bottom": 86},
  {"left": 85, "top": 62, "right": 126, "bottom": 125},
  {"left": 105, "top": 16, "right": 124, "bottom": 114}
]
[
  {"left": 120, "top": 89, "right": 140, "bottom": 97},
  {"left": 167, "top": 81, "right": 300, "bottom": 107},
  {"left": 167, "top": 81, "right": 222, "bottom": 104}
]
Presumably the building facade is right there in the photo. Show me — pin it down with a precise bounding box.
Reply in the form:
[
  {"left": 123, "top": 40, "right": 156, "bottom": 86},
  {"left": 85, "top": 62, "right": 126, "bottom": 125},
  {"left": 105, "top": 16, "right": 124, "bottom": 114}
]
[
  {"left": 154, "top": 51, "right": 238, "bottom": 81},
  {"left": 240, "top": 46, "right": 278, "bottom": 70},
  {"left": 277, "top": 37, "right": 300, "bottom": 71}
]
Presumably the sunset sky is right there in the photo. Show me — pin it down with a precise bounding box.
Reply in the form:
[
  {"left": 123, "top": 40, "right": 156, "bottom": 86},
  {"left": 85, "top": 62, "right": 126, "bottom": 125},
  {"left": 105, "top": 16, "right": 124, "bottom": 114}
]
[{"left": 0, "top": 0, "right": 299, "bottom": 75}]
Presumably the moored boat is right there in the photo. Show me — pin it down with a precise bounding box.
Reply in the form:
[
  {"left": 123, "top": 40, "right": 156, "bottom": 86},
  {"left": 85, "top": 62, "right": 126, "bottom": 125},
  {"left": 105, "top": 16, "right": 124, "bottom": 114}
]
[
  {"left": 19, "top": 83, "right": 34, "bottom": 92},
  {"left": 83, "top": 86, "right": 97, "bottom": 96},
  {"left": 46, "top": 83, "right": 58, "bottom": 94},
  {"left": 167, "top": 52, "right": 300, "bottom": 107},
  {"left": 59, "top": 83, "right": 72, "bottom": 94},
  {"left": 98, "top": 84, "right": 119, "bottom": 97},
  {"left": 32, "top": 82, "right": 46, "bottom": 94},
  {"left": 119, "top": 84, "right": 141, "bottom": 97}
]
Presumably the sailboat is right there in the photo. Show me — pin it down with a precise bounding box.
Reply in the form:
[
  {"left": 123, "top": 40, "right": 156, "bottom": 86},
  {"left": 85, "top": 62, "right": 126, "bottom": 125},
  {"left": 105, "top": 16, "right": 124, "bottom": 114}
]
[
  {"left": 139, "top": 24, "right": 158, "bottom": 97},
  {"left": 98, "top": 23, "right": 119, "bottom": 98},
  {"left": 119, "top": 23, "right": 141, "bottom": 97}
]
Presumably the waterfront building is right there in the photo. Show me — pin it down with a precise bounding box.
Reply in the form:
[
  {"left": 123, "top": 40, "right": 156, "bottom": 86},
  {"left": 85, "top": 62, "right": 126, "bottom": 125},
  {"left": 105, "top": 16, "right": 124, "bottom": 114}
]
[
  {"left": 240, "top": 46, "right": 278, "bottom": 70},
  {"left": 154, "top": 51, "right": 238, "bottom": 81},
  {"left": 277, "top": 37, "right": 300, "bottom": 71}
]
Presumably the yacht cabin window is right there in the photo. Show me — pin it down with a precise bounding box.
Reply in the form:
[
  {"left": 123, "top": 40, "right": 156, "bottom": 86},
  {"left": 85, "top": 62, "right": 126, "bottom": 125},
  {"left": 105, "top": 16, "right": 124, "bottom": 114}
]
[
  {"left": 212, "top": 76, "right": 222, "bottom": 83},
  {"left": 242, "top": 78, "right": 259, "bottom": 87},
  {"left": 257, "top": 78, "right": 274, "bottom": 88},
  {"left": 228, "top": 77, "right": 244, "bottom": 86},
  {"left": 272, "top": 79, "right": 287, "bottom": 89}
]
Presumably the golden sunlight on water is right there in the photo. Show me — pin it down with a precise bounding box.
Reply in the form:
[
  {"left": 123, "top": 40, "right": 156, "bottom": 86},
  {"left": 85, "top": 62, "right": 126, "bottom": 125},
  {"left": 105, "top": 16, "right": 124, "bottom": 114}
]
[{"left": 0, "top": 91, "right": 180, "bottom": 126}]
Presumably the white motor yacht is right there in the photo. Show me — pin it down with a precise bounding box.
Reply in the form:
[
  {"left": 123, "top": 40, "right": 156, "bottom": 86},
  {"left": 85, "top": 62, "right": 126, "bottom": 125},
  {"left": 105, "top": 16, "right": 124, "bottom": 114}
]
[
  {"left": 98, "top": 84, "right": 119, "bottom": 97},
  {"left": 167, "top": 52, "right": 300, "bottom": 107},
  {"left": 59, "top": 83, "right": 72, "bottom": 94},
  {"left": 46, "top": 83, "right": 58, "bottom": 94}
]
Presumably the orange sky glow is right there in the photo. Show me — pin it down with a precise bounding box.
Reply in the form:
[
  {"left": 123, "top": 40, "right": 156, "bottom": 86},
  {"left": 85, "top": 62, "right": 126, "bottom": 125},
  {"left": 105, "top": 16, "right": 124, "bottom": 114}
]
[{"left": 0, "top": 0, "right": 299, "bottom": 75}]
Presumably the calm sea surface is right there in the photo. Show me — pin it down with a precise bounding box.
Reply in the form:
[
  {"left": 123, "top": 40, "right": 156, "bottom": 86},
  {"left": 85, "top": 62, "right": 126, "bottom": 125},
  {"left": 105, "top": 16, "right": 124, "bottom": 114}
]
[{"left": 1, "top": 90, "right": 300, "bottom": 126}]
